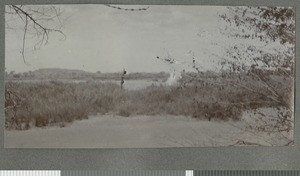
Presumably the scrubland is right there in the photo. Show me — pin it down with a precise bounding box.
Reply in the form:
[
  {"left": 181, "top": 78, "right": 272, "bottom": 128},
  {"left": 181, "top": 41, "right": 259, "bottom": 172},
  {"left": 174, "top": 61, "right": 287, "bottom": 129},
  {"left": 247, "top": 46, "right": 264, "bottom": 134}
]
[{"left": 5, "top": 72, "right": 293, "bottom": 131}]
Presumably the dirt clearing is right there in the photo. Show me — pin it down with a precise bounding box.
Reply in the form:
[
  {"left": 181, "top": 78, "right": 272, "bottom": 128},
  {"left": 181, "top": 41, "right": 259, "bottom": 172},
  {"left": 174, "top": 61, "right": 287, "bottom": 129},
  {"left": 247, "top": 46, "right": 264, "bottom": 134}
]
[{"left": 5, "top": 108, "right": 292, "bottom": 148}]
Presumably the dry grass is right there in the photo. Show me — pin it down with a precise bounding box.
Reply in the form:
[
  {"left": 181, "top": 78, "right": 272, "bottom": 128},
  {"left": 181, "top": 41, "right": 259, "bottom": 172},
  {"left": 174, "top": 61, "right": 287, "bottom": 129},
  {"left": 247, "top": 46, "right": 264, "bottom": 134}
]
[{"left": 5, "top": 74, "right": 291, "bottom": 130}]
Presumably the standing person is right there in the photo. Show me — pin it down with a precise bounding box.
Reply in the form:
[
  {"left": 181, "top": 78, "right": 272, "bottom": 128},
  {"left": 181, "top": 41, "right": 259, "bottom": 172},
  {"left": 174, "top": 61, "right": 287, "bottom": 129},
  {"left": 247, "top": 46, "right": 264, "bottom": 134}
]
[{"left": 121, "top": 69, "right": 126, "bottom": 89}]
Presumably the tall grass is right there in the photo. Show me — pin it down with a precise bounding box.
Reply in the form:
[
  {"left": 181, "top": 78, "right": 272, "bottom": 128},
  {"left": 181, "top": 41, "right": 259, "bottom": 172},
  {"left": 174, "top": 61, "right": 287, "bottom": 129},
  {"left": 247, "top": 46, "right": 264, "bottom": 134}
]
[{"left": 5, "top": 74, "right": 290, "bottom": 130}]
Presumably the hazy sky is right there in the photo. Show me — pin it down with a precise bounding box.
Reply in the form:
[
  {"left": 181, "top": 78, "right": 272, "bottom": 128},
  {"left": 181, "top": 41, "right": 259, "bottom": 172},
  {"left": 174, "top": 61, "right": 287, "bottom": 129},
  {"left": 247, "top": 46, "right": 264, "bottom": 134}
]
[{"left": 6, "top": 5, "right": 228, "bottom": 73}]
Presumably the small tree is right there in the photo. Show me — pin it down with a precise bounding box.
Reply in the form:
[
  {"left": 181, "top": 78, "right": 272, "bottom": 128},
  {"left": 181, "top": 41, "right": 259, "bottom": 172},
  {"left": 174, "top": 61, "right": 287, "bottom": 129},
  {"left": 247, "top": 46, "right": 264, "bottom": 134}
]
[
  {"left": 216, "top": 6, "right": 295, "bottom": 107},
  {"left": 217, "top": 6, "right": 295, "bottom": 145}
]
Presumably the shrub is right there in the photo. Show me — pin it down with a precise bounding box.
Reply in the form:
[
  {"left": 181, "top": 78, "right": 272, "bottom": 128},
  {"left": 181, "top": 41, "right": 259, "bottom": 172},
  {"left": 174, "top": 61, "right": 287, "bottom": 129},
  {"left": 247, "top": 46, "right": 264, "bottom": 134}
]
[{"left": 118, "top": 108, "right": 131, "bottom": 117}]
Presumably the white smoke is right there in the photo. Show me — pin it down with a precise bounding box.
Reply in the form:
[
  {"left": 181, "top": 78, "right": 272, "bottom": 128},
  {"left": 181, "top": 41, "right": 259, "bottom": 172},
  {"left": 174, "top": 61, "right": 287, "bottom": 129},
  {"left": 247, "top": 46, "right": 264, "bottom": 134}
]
[{"left": 166, "top": 69, "right": 182, "bottom": 86}]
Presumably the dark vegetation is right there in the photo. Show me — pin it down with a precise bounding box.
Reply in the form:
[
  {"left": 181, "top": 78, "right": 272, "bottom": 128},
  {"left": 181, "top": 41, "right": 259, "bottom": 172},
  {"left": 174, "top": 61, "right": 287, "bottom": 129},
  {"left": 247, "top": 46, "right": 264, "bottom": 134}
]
[
  {"left": 5, "top": 71, "right": 293, "bottom": 130},
  {"left": 6, "top": 68, "right": 169, "bottom": 81}
]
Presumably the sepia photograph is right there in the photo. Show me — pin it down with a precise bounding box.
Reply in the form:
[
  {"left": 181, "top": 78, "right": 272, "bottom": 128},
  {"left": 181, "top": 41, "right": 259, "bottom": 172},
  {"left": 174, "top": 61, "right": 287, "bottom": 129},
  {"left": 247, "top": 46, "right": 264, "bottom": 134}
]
[{"left": 4, "top": 4, "right": 295, "bottom": 148}]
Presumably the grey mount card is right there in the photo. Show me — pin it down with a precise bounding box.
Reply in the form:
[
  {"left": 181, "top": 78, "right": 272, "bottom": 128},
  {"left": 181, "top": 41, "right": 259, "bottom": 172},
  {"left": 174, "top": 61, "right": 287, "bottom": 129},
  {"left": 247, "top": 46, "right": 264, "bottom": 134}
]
[{"left": 0, "top": 0, "right": 300, "bottom": 170}]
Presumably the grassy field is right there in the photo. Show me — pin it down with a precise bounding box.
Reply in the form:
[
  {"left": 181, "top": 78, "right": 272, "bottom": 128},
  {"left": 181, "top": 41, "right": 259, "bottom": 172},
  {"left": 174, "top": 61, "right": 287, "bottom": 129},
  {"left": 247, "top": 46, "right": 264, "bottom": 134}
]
[{"left": 5, "top": 72, "right": 293, "bottom": 130}]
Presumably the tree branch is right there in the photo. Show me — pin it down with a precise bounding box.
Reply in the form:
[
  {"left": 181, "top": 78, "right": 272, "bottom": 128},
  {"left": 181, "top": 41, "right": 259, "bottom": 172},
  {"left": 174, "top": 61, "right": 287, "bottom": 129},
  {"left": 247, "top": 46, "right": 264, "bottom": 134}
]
[
  {"left": 104, "top": 4, "right": 149, "bottom": 11},
  {"left": 22, "top": 15, "right": 29, "bottom": 65},
  {"left": 8, "top": 5, "right": 66, "bottom": 64}
]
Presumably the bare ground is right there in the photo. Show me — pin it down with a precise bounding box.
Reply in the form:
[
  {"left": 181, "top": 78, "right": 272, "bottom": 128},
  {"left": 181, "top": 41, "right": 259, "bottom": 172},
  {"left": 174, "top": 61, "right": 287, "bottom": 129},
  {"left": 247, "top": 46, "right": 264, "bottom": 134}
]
[{"left": 5, "top": 108, "right": 293, "bottom": 148}]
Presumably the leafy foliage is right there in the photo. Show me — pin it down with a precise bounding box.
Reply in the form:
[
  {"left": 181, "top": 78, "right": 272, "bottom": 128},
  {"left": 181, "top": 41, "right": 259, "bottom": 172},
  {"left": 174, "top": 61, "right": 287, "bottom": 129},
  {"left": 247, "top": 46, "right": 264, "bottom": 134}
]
[
  {"left": 220, "top": 7, "right": 295, "bottom": 44},
  {"left": 217, "top": 6, "right": 295, "bottom": 108}
]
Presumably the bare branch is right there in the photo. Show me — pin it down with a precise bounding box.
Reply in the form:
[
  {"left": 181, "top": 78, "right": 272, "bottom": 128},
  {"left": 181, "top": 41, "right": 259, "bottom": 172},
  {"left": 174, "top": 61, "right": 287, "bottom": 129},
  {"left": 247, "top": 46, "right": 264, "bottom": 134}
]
[
  {"left": 104, "top": 4, "right": 149, "bottom": 11},
  {"left": 21, "top": 15, "right": 29, "bottom": 65},
  {"left": 7, "top": 5, "right": 66, "bottom": 64}
]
